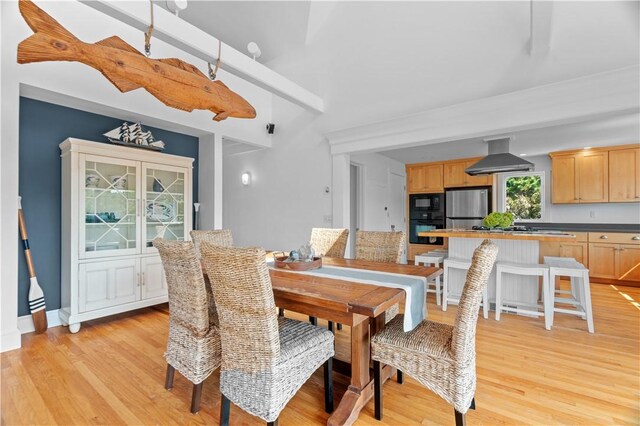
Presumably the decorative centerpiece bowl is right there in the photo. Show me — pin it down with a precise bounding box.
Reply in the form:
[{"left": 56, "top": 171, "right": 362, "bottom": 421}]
[
  {"left": 273, "top": 254, "right": 322, "bottom": 271},
  {"left": 273, "top": 243, "right": 321, "bottom": 271}
]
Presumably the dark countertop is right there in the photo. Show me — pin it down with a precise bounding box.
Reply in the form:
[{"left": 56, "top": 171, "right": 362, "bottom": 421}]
[{"left": 515, "top": 222, "right": 640, "bottom": 233}]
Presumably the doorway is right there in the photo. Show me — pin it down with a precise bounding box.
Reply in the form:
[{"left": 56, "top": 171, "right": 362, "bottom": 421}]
[
  {"left": 388, "top": 171, "right": 407, "bottom": 263},
  {"left": 349, "top": 163, "right": 362, "bottom": 258}
]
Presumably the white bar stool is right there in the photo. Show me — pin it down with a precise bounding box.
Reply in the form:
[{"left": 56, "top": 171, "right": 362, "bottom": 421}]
[
  {"left": 495, "top": 262, "right": 551, "bottom": 330},
  {"left": 544, "top": 256, "right": 594, "bottom": 333},
  {"left": 443, "top": 257, "right": 489, "bottom": 318},
  {"left": 414, "top": 249, "right": 448, "bottom": 306}
]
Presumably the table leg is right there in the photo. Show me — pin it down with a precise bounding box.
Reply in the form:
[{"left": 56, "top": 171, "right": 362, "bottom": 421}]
[{"left": 328, "top": 315, "right": 393, "bottom": 426}]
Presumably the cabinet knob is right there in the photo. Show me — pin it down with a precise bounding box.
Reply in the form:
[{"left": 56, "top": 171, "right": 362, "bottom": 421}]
[
  {"left": 600, "top": 235, "right": 608, "bottom": 239},
  {"left": 632, "top": 236, "right": 640, "bottom": 241}
]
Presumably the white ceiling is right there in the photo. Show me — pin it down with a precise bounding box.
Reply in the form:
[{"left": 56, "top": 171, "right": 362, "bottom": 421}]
[
  {"left": 161, "top": 1, "right": 639, "bottom": 156},
  {"left": 157, "top": 1, "right": 311, "bottom": 63}
]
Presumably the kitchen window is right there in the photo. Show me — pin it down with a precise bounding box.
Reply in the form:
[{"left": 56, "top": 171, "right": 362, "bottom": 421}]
[{"left": 500, "top": 171, "right": 545, "bottom": 222}]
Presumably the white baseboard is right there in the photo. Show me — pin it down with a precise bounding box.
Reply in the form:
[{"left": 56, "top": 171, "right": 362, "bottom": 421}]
[
  {"left": 0, "top": 329, "right": 22, "bottom": 353},
  {"left": 17, "top": 309, "right": 62, "bottom": 334}
]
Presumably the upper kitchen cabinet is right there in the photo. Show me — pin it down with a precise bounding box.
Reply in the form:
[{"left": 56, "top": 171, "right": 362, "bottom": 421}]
[
  {"left": 550, "top": 147, "right": 614, "bottom": 204},
  {"left": 406, "top": 163, "right": 443, "bottom": 193},
  {"left": 443, "top": 159, "right": 492, "bottom": 188},
  {"left": 609, "top": 147, "right": 640, "bottom": 202}
]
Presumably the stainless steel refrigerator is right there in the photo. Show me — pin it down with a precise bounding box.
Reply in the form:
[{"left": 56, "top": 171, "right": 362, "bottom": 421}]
[{"left": 445, "top": 187, "right": 491, "bottom": 229}]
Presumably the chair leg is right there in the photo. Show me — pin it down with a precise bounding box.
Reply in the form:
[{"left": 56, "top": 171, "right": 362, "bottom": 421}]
[
  {"left": 542, "top": 271, "right": 552, "bottom": 330},
  {"left": 435, "top": 275, "right": 441, "bottom": 306},
  {"left": 337, "top": 323, "right": 342, "bottom": 331},
  {"left": 397, "top": 370, "right": 403, "bottom": 384},
  {"left": 267, "top": 419, "right": 279, "bottom": 426},
  {"left": 454, "top": 409, "right": 466, "bottom": 426},
  {"left": 190, "top": 382, "right": 203, "bottom": 414},
  {"left": 469, "top": 397, "right": 476, "bottom": 410},
  {"left": 165, "top": 364, "right": 175, "bottom": 390},
  {"left": 582, "top": 272, "right": 595, "bottom": 333},
  {"left": 328, "top": 321, "right": 334, "bottom": 333},
  {"left": 548, "top": 271, "right": 556, "bottom": 326},
  {"left": 442, "top": 264, "right": 449, "bottom": 311},
  {"left": 324, "top": 357, "right": 334, "bottom": 413},
  {"left": 220, "top": 393, "right": 231, "bottom": 426},
  {"left": 495, "top": 269, "right": 502, "bottom": 321},
  {"left": 309, "top": 316, "right": 317, "bottom": 326},
  {"left": 373, "top": 360, "right": 383, "bottom": 420},
  {"left": 278, "top": 307, "right": 284, "bottom": 317}
]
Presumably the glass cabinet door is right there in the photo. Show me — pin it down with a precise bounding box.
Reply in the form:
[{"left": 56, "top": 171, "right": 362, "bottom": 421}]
[
  {"left": 81, "top": 155, "right": 140, "bottom": 258},
  {"left": 143, "top": 163, "right": 188, "bottom": 252}
]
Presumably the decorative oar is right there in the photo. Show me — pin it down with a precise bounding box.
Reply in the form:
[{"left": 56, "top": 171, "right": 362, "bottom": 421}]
[{"left": 18, "top": 196, "right": 48, "bottom": 333}]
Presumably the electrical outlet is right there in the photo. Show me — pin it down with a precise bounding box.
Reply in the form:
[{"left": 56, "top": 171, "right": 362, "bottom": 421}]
[
  {"left": 323, "top": 215, "right": 332, "bottom": 223},
  {"left": 590, "top": 210, "right": 597, "bottom": 218}
]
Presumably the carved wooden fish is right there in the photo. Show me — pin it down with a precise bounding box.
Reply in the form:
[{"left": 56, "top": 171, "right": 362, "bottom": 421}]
[{"left": 16, "top": 0, "right": 256, "bottom": 121}]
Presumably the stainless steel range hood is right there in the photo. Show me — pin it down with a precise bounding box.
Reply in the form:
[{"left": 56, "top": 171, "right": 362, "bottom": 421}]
[{"left": 465, "top": 137, "right": 534, "bottom": 175}]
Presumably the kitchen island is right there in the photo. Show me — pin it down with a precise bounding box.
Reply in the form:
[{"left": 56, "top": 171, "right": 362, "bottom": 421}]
[{"left": 418, "top": 229, "right": 577, "bottom": 312}]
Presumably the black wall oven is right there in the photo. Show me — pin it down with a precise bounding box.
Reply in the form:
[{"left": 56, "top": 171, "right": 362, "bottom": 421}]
[{"left": 409, "top": 193, "right": 445, "bottom": 245}]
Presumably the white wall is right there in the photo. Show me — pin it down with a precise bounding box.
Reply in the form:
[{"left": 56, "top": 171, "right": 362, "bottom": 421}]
[
  {"left": 0, "top": 0, "right": 273, "bottom": 351},
  {"left": 223, "top": 96, "right": 332, "bottom": 250},
  {"left": 496, "top": 154, "right": 640, "bottom": 224}
]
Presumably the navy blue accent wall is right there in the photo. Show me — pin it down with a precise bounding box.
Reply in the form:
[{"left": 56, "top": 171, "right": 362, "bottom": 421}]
[{"left": 18, "top": 97, "right": 199, "bottom": 316}]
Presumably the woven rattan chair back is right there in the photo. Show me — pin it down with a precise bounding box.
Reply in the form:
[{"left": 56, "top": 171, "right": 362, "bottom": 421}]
[
  {"left": 309, "top": 228, "right": 349, "bottom": 258},
  {"left": 200, "top": 244, "right": 280, "bottom": 373},
  {"left": 355, "top": 230, "right": 405, "bottom": 263},
  {"left": 154, "top": 238, "right": 211, "bottom": 338},
  {"left": 451, "top": 239, "right": 498, "bottom": 364},
  {"left": 190, "top": 229, "right": 233, "bottom": 257}
]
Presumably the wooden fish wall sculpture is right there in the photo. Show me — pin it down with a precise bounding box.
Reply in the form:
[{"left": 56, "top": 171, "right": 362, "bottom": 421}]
[{"left": 17, "top": 0, "right": 256, "bottom": 122}]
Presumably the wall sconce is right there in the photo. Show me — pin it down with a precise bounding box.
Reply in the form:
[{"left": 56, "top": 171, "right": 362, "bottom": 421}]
[{"left": 241, "top": 172, "right": 251, "bottom": 186}]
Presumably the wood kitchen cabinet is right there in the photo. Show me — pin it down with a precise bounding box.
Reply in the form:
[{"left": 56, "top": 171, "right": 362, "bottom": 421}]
[
  {"left": 550, "top": 151, "right": 608, "bottom": 203},
  {"left": 609, "top": 148, "right": 640, "bottom": 202},
  {"left": 588, "top": 232, "right": 640, "bottom": 282},
  {"left": 551, "top": 156, "right": 578, "bottom": 204},
  {"left": 443, "top": 159, "right": 492, "bottom": 188},
  {"left": 539, "top": 232, "right": 588, "bottom": 267},
  {"left": 407, "top": 164, "right": 443, "bottom": 193}
]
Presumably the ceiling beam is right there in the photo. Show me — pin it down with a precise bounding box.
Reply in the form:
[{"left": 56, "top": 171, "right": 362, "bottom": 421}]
[
  {"left": 81, "top": 0, "right": 324, "bottom": 113},
  {"left": 529, "top": 1, "right": 553, "bottom": 55},
  {"left": 325, "top": 66, "right": 640, "bottom": 155}
]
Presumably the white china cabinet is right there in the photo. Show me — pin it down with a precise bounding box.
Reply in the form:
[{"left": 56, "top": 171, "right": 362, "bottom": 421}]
[{"left": 60, "top": 138, "right": 193, "bottom": 332}]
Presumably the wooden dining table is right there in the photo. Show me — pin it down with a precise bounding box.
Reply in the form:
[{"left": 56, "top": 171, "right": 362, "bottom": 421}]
[{"left": 269, "top": 257, "right": 442, "bottom": 426}]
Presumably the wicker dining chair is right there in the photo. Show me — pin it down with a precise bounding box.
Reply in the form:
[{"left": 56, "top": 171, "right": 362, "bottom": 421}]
[
  {"left": 371, "top": 240, "right": 498, "bottom": 426},
  {"left": 154, "top": 238, "right": 222, "bottom": 414},
  {"left": 190, "top": 229, "right": 233, "bottom": 255},
  {"left": 304, "top": 228, "right": 349, "bottom": 330},
  {"left": 200, "top": 243, "right": 335, "bottom": 426},
  {"left": 355, "top": 230, "right": 406, "bottom": 322},
  {"left": 309, "top": 228, "right": 349, "bottom": 258}
]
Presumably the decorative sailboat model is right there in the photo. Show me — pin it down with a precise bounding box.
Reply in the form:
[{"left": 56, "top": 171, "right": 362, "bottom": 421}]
[{"left": 104, "top": 122, "right": 165, "bottom": 151}]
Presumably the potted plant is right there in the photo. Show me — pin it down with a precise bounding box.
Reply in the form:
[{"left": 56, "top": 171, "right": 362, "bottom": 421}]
[{"left": 482, "top": 212, "right": 514, "bottom": 229}]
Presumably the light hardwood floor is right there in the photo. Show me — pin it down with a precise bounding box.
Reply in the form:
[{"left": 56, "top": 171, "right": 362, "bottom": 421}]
[{"left": 2, "top": 283, "right": 639, "bottom": 425}]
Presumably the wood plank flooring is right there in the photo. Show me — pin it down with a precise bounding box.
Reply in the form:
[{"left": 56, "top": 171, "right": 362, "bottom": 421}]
[{"left": 2, "top": 283, "right": 639, "bottom": 425}]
